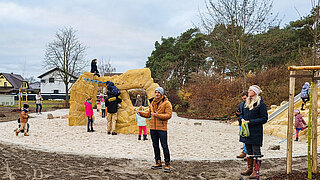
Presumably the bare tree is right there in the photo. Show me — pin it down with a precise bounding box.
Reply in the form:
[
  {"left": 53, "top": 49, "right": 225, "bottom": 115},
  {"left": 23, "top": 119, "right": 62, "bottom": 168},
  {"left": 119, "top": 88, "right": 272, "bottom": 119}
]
[
  {"left": 199, "top": 0, "right": 278, "bottom": 89},
  {"left": 44, "top": 27, "right": 87, "bottom": 105},
  {"left": 98, "top": 57, "right": 116, "bottom": 76}
]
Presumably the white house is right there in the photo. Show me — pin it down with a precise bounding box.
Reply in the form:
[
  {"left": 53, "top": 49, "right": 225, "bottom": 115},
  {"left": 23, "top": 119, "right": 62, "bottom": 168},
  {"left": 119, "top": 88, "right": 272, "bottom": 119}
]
[{"left": 37, "top": 68, "right": 77, "bottom": 94}]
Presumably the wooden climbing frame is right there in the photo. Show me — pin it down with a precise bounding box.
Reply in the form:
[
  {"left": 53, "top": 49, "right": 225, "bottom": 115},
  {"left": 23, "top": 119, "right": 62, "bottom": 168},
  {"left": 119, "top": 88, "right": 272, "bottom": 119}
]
[{"left": 287, "top": 66, "right": 319, "bottom": 176}]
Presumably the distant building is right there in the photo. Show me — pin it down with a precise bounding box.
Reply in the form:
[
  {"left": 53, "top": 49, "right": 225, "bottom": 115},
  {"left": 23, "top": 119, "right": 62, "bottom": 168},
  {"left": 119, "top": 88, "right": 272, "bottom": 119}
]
[
  {"left": 0, "top": 72, "right": 29, "bottom": 94},
  {"left": 37, "top": 68, "right": 78, "bottom": 95},
  {"left": 29, "top": 82, "right": 41, "bottom": 93}
]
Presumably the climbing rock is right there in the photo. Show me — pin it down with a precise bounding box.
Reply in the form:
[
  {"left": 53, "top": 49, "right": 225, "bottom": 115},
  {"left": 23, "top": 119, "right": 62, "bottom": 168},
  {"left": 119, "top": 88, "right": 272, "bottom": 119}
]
[
  {"left": 269, "top": 145, "right": 280, "bottom": 150},
  {"left": 280, "top": 101, "right": 287, "bottom": 107},
  {"left": 47, "top": 114, "right": 54, "bottom": 119},
  {"left": 68, "top": 68, "right": 157, "bottom": 134},
  {"left": 270, "top": 105, "right": 277, "bottom": 109}
]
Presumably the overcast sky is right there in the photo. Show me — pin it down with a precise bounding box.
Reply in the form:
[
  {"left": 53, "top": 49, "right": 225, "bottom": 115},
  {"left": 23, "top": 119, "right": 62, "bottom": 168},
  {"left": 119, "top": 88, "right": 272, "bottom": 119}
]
[{"left": 0, "top": 0, "right": 312, "bottom": 79}]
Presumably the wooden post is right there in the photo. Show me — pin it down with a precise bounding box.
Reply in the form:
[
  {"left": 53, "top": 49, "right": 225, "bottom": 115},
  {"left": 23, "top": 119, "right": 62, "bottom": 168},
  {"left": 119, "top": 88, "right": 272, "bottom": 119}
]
[
  {"left": 287, "top": 70, "right": 295, "bottom": 174},
  {"left": 312, "top": 76, "right": 318, "bottom": 173},
  {"left": 18, "top": 88, "right": 21, "bottom": 110}
]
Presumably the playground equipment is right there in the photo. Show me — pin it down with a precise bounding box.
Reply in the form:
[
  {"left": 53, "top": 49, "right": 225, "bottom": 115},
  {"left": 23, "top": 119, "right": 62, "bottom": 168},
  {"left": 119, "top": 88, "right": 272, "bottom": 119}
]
[
  {"left": 68, "top": 68, "right": 159, "bottom": 134},
  {"left": 286, "top": 66, "right": 319, "bottom": 177}
]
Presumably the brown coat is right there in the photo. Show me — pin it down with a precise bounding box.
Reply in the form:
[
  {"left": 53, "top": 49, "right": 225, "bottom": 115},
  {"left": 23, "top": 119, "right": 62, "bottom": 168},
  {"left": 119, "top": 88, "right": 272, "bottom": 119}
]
[
  {"left": 139, "top": 96, "right": 172, "bottom": 131},
  {"left": 20, "top": 110, "right": 29, "bottom": 123}
]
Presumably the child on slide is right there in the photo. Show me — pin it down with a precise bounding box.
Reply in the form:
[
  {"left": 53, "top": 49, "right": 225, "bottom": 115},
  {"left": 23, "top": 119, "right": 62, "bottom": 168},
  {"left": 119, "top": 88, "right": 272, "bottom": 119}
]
[{"left": 294, "top": 109, "right": 307, "bottom": 141}]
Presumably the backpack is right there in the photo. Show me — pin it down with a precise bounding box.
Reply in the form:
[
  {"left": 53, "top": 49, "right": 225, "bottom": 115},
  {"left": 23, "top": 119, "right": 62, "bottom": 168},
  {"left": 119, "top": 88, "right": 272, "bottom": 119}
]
[
  {"left": 300, "top": 84, "right": 310, "bottom": 98},
  {"left": 106, "top": 81, "right": 121, "bottom": 96}
]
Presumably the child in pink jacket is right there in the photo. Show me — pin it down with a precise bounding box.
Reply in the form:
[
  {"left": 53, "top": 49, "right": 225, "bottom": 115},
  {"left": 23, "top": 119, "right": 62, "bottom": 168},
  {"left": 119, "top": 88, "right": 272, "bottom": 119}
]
[
  {"left": 85, "top": 97, "right": 95, "bottom": 132},
  {"left": 294, "top": 109, "right": 307, "bottom": 141}
]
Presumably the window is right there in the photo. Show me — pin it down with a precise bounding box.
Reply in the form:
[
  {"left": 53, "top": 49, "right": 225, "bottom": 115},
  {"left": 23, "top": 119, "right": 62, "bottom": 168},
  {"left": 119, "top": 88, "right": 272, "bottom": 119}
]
[
  {"left": 53, "top": 90, "right": 59, "bottom": 94},
  {"left": 4, "top": 82, "right": 7, "bottom": 87},
  {"left": 41, "top": 79, "right": 46, "bottom": 83},
  {"left": 49, "top": 78, "right": 54, "bottom": 83}
]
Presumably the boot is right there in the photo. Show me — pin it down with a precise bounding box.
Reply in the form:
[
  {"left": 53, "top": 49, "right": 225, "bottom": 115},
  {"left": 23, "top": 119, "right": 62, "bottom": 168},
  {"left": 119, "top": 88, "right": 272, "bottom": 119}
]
[
  {"left": 164, "top": 162, "right": 171, "bottom": 173},
  {"left": 138, "top": 135, "right": 141, "bottom": 140},
  {"left": 237, "top": 151, "right": 246, "bottom": 158},
  {"left": 16, "top": 131, "right": 19, "bottom": 136},
  {"left": 241, "top": 157, "right": 253, "bottom": 176},
  {"left": 143, "top": 135, "right": 148, "bottom": 141},
  {"left": 295, "top": 137, "right": 299, "bottom": 141},
  {"left": 151, "top": 160, "right": 162, "bottom": 169},
  {"left": 24, "top": 132, "right": 29, "bottom": 136},
  {"left": 249, "top": 160, "right": 261, "bottom": 179}
]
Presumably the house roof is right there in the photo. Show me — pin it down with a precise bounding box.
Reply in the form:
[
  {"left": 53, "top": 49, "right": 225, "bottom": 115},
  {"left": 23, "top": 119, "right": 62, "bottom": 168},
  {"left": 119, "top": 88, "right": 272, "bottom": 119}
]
[
  {"left": 0, "top": 73, "right": 26, "bottom": 90},
  {"left": 29, "top": 82, "right": 41, "bottom": 90},
  {"left": 38, "top": 68, "right": 78, "bottom": 79}
]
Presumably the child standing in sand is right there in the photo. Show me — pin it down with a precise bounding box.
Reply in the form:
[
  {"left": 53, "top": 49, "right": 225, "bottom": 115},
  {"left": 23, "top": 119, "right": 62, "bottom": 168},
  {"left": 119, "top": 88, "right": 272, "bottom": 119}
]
[
  {"left": 16, "top": 104, "right": 30, "bottom": 136},
  {"left": 294, "top": 109, "right": 307, "bottom": 141},
  {"left": 101, "top": 98, "right": 106, "bottom": 118},
  {"left": 136, "top": 108, "right": 148, "bottom": 140},
  {"left": 85, "top": 98, "right": 95, "bottom": 132}
]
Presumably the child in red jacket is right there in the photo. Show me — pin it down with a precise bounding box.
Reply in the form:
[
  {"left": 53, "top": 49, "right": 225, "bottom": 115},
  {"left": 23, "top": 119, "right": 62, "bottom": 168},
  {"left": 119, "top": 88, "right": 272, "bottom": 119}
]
[{"left": 85, "top": 98, "right": 95, "bottom": 132}]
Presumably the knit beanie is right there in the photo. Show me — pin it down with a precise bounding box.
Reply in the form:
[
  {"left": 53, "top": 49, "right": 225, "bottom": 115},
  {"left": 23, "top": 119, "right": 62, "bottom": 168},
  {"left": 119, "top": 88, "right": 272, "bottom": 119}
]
[
  {"left": 249, "top": 85, "right": 262, "bottom": 95},
  {"left": 155, "top": 87, "right": 164, "bottom": 95}
]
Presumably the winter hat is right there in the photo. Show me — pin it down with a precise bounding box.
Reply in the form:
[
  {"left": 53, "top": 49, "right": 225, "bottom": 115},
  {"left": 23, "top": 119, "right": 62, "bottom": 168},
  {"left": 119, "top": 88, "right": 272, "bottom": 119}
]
[
  {"left": 249, "top": 85, "right": 262, "bottom": 95},
  {"left": 23, "top": 104, "right": 29, "bottom": 109},
  {"left": 155, "top": 87, "right": 164, "bottom": 95},
  {"left": 294, "top": 109, "right": 300, "bottom": 114}
]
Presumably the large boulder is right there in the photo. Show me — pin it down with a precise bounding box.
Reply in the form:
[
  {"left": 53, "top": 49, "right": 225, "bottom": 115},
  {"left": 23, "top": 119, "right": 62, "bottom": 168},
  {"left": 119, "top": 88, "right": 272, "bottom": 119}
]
[{"left": 68, "top": 68, "right": 158, "bottom": 134}]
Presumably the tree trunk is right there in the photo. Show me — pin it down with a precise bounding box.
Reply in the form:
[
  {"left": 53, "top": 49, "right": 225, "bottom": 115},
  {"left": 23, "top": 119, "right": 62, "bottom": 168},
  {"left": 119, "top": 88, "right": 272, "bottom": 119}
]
[
  {"left": 65, "top": 83, "right": 69, "bottom": 107},
  {"left": 241, "top": 69, "right": 247, "bottom": 91}
]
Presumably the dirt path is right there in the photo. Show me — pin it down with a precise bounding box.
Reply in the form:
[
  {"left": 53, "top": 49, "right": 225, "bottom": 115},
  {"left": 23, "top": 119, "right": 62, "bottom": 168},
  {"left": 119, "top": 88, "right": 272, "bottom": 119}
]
[{"left": 0, "top": 142, "right": 313, "bottom": 180}]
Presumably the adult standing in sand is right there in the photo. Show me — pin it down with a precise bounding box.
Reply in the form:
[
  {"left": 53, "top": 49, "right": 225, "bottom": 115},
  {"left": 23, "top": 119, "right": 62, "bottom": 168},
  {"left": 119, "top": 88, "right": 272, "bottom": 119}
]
[
  {"left": 239, "top": 85, "right": 268, "bottom": 179},
  {"left": 138, "top": 87, "right": 172, "bottom": 173},
  {"left": 35, "top": 91, "right": 43, "bottom": 115},
  {"left": 236, "top": 91, "right": 248, "bottom": 159}
]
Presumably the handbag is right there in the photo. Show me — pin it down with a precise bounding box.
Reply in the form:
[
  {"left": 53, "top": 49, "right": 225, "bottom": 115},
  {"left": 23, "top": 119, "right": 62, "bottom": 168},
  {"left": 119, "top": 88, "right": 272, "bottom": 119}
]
[{"left": 240, "top": 122, "right": 250, "bottom": 137}]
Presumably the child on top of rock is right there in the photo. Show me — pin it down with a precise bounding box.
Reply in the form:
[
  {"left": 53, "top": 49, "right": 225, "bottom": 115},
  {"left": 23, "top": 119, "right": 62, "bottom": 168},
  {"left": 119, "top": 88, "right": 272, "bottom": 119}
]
[{"left": 294, "top": 109, "right": 307, "bottom": 141}]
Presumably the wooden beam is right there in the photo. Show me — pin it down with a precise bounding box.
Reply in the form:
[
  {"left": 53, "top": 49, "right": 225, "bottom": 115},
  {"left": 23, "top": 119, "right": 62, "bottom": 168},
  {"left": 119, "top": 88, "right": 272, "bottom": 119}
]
[
  {"left": 287, "top": 70, "right": 295, "bottom": 174},
  {"left": 312, "top": 77, "right": 318, "bottom": 173},
  {"left": 288, "top": 66, "right": 320, "bottom": 71}
]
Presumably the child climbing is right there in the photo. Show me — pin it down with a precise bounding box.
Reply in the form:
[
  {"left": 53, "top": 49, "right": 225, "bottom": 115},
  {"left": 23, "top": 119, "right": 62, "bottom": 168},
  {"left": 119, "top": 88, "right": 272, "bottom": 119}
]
[
  {"left": 16, "top": 104, "right": 30, "bottom": 136},
  {"left": 90, "top": 59, "right": 100, "bottom": 77},
  {"left": 101, "top": 98, "right": 106, "bottom": 118},
  {"left": 294, "top": 109, "right": 307, "bottom": 141},
  {"left": 300, "top": 82, "right": 311, "bottom": 110},
  {"left": 85, "top": 98, "right": 95, "bottom": 132},
  {"left": 136, "top": 108, "right": 148, "bottom": 140}
]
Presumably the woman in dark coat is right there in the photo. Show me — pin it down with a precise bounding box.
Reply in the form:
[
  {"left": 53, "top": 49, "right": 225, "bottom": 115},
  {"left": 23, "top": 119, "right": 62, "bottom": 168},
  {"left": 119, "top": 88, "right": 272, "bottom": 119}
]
[
  {"left": 239, "top": 85, "right": 268, "bottom": 178},
  {"left": 91, "top": 59, "right": 100, "bottom": 77}
]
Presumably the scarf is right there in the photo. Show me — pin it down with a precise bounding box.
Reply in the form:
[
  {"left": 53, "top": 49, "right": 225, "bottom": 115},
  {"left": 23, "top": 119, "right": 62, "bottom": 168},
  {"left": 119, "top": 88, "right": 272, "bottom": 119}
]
[{"left": 151, "top": 95, "right": 165, "bottom": 112}]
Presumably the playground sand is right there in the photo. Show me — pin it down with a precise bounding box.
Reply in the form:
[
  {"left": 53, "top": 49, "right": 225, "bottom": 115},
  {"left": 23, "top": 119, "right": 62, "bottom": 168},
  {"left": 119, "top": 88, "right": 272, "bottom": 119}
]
[{"left": 0, "top": 109, "right": 315, "bottom": 161}]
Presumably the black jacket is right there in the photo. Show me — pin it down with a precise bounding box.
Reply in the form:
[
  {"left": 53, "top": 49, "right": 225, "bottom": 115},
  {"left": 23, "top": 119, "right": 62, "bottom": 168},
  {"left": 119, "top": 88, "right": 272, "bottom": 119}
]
[
  {"left": 105, "top": 96, "right": 122, "bottom": 113},
  {"left": 239, "top": 98, "right": 268, "bottom": 146},
  {"left": 91, "top": 61, "right": 99, "bottom": 74},
  {"left": 236, "top": 101, "right": 245, "bottom": 126}
]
